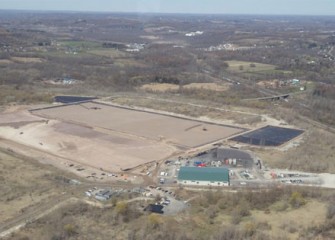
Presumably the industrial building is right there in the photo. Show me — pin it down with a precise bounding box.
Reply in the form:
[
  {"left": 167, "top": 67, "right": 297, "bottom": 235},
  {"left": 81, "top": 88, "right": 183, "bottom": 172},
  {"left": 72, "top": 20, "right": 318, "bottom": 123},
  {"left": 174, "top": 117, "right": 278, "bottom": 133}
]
[{"left": 178, "top": 167, "right": 230, "bottom": 186}]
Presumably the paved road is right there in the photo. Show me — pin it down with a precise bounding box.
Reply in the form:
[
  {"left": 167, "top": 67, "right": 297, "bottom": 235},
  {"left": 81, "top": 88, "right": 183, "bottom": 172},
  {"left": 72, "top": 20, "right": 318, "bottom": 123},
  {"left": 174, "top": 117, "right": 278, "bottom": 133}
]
[{"left": 147, "top": 188, "right": 188, "bottom": 215}]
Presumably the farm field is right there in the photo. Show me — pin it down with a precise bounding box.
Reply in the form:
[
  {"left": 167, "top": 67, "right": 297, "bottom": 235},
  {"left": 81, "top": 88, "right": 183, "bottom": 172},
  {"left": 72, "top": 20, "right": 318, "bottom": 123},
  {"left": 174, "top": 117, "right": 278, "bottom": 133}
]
[
  {"left": 59, "top": 40, "right": 101, "bottom": 49},
  {"left": 140, "top": 82, "right": 230, "bottom": 92},
  {"left": 88, "top": 49, "right": 130, "bottom": 58},
  {"left": 11, "top": 57, "right": 44, "bottom": 63},
  {"left": 225, "top": 60, "right": 276, "bottom": 73}
]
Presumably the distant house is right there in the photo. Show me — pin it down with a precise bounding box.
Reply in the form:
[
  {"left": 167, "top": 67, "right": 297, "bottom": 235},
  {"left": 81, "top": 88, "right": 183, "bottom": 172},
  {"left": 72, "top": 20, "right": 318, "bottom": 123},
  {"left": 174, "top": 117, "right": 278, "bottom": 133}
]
[
  {"left": 291, "top": 79, "right": 300, "bottom": 85},
  {"left": 185, "top": 31, "right": 203, "bottom": 37},
  {"left": 178, "top": 167, "right": 230, "bottom": 186},
  {"left": 62, "top": 77, "right": 74, "bottom": 84}
]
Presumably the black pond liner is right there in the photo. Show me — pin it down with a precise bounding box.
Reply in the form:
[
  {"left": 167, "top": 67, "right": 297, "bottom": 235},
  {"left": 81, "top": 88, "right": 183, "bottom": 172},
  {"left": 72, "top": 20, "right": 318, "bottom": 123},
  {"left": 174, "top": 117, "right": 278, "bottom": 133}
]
[
  {"left": 230, "top": 125, "right": 304, "bottom": 146},
  {"left": 144, "top": 204, "right": 164, "bottom": 214},
  {"left": 54, "top": 96, "right": 97, "bottom": 104}
]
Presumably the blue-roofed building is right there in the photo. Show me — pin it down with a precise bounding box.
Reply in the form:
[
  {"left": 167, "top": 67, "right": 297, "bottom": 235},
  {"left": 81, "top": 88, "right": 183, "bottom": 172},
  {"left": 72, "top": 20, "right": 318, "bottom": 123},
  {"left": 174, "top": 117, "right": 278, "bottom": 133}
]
[{"left": 178, "top": 167, "right": 230, "bottom": 186}]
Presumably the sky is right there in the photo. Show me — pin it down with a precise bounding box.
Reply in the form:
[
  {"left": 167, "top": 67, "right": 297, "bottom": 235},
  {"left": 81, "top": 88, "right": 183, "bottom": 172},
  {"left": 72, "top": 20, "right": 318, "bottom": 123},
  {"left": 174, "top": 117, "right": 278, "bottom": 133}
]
[{"left": 0, "top": 0, "right": 334, "bottom": 15}]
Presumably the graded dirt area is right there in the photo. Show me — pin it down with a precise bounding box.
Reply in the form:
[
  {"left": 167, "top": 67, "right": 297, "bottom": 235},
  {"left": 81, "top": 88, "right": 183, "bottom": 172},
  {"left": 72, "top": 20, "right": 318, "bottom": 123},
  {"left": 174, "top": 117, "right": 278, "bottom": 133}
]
[
  {"left": 11, "top": 57, "right": 44, "bottom": 63},
  {"left": 0, "top": 117, "right": 175, "bottom": 173},
  {"left": 0, "top": 103, "right": 244, "bottom": 175},
  {"left": 33, "top": 102, "right": 244, "bottom": 148}
]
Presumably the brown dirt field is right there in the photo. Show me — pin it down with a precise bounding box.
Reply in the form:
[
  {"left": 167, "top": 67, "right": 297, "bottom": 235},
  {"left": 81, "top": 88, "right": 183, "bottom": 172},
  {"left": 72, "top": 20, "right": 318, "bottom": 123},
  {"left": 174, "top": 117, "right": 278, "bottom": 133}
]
[
  {"left": 0, "top": 117, "right": 175, "bottom": 173},
  {"left": 183, "top": 83, "right": 230, "bottom": 91},
  {"left": 140, "top": 35, "right": 160, "bottom": 40},
  {"left": 33, "top": 102, "right": 244, "bottom": 148},
  {"left": 11, "top": 57, "right": 44, "bottom": 63},
  {"left": 0, "top": 103, "right": 244, "bottom": 177},
  {"left": 140, "top": 83, "right": 230, "bottom": 93},
  {"left": 140, "top": 83, "right": 180, "bottom": 92},
  {"left": 0, "top": 110, "right": 41, "bottom": 124},
  {"left": 0, "top": 59, "right": 12, "bottom": 64}
]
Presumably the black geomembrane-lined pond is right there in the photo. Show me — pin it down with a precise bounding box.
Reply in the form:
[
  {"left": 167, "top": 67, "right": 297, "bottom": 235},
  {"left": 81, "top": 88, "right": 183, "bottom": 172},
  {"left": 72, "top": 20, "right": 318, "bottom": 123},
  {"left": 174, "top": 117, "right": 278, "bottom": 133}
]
[
  {"left": 54, "top": 96, "right": 97, "bottom": 103},
  {"left": 230, "top": 125, "right": 304, "bottom": 146}
]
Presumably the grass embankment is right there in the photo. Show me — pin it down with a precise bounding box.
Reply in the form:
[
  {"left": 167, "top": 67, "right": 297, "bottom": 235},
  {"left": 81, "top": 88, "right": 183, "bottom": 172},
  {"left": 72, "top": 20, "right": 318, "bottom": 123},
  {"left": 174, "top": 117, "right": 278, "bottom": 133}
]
[
  {"left": 0, "top": 149, "right": 74, "bottom": 224},
  {"left": 0, "top": 85, "right": 53, "bottom": 105}
]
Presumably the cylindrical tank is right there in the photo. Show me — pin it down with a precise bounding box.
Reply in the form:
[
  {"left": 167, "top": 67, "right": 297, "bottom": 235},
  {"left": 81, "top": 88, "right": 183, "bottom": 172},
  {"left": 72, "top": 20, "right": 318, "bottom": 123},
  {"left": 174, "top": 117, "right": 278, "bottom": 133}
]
[{"left": 232, "top": 158, "right": 237, "bottom": 165}]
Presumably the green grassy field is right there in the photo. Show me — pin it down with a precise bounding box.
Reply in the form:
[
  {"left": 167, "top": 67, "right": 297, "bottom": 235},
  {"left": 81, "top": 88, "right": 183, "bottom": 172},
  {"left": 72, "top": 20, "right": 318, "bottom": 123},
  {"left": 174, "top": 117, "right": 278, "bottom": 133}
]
[
  {"left": 88, "top": 49, "right": 130, "bottom": 58},
  {"left": 39, "top": 51, "right": 93, "bottom": 58},
  {"left": 60, "top": 40, "right": 101, "bottom": 49}
]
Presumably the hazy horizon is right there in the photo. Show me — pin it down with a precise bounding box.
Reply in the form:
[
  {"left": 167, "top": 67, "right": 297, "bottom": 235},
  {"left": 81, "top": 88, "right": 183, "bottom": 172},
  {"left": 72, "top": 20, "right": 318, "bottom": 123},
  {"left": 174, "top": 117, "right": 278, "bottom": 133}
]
[{"left": 0, "top": 0, "right": 334, "bottom": 16}]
